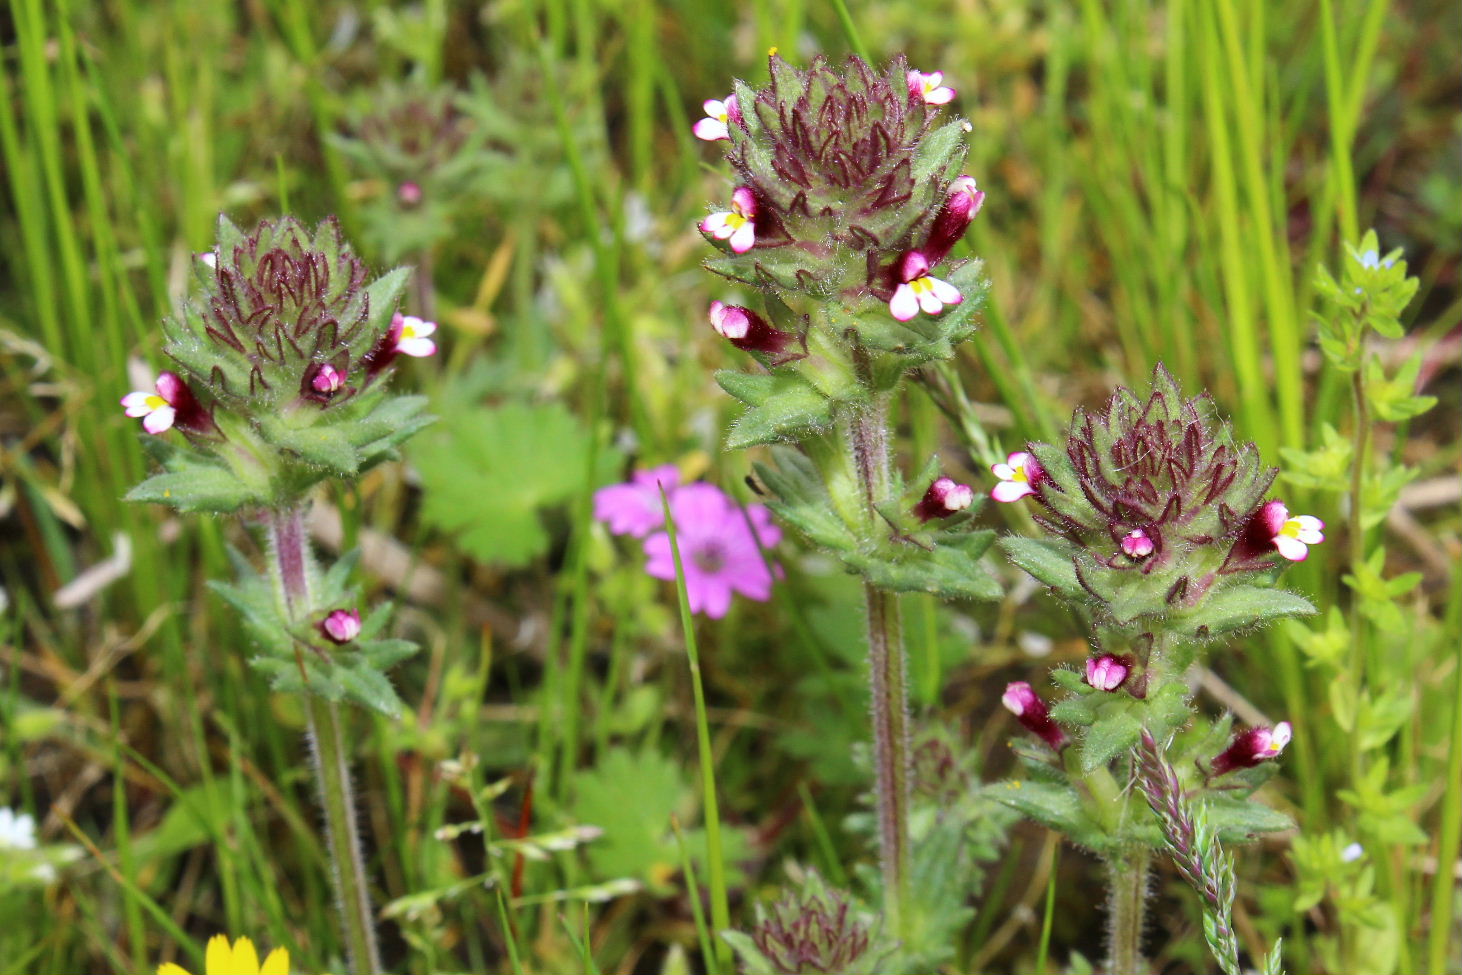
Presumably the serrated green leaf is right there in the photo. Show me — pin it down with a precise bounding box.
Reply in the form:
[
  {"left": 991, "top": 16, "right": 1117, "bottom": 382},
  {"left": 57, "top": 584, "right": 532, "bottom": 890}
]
[
  {"left": 1180, "top": 585, "right": 1316, "bottom": 637},
  {"left": 410, "top": 400, "right": 613, "bottom": 566},
  {"left": 999, "top": 536, "right": 1083, "bottom": 597},
  {"left": 724, "top": 380, "right": 831, "bottom": 449},
  {"left": 1080, "top": 712, "right": 1142, "bottom": 772},
  {"left": 1204, "top": 795, "right": 1295, "bottom": 841},
  {"left": 125, "top": 465, "right": 261, "bottom": 513}
]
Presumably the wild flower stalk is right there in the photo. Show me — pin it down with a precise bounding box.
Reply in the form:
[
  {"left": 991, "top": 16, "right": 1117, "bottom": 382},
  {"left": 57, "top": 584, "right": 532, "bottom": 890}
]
[
  {"left": 692, "top": 53, "right": 996, "bottom": 939},
  {"left": 125, "top": 215, "right": 435, "bottom": 973},
  {"left": 992, "top": 366, "right": 1316, "bottom": 973}
]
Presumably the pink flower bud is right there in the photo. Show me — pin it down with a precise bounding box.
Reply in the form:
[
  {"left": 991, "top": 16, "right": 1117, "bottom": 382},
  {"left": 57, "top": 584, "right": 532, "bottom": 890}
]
[
  {"left": 912, "top": 476, "right": 974, "bottom": 522},
  {"left": 1085, "top": 654, "right": 1132, "bottom": 692},
  {"left": 708, "top": 301, "right": 793, "bottom": 356},
  {"left": 1001, "top": 681, "right": 1067, "bottom": 751},
  {"left": 310, "top": 363, "right": 344, "bottom": 396},
  {"left": 1121, "top": 528, "right": 1155, "bottom": 559},
  {"left": 922, "top": 176, "right": 985, "bottom": 265},
  {"left": 318, "top": 608, "right": 362, "bottom": 645},
  {"left": 397, "top": 181, "right": 424, "bottom": 206},
  {"left": 1209, "top": 721, "right": 1292, "bottom": 777}
]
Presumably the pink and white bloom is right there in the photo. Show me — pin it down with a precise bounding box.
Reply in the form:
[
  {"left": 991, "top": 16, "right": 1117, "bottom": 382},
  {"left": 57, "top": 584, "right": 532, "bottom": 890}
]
[
  {"left": 913, "top": 476, "right": 975, "bottom": 522},
  {"left": 594, "top": 464, "right": 681, "bottom": 538},
  {"left": 990, "top": 451, "right": 1042, "bottom": 502},
  {"left": 365, "top": 312, "right": 439, "bottom": 377},
  {"left": 121, "top": 371, "right": 213, "bottom": 435},
  {"left": 701, "top": 187, "right": 758, "bottom": 254},
  {"left": 1210, "top": 721, "right": 1292, "bottom": 777},
  {"left": 693, "top": 95, "right": 739, "bottom": 142},
  {"left": 1269, "top": 504, "right": 1325, "bottom": 561},
  {"left": 393, "top": 313, "right": 438, "bottom": 358},
  {"left": 1001, "top": 681, "right": 1067, "bottom": 751},
  {"left": 908, "top": 70, "right": 956, "bottom": 105},
  {"left": 709, "top": 301, "right": 793, "bottom": 356},
  {"left": 1121, "top": 528, "right": 1155, "bottom": 559},
  {"left": 642, "top": 483, "right": 781, "bottom": 619},
  {"left": 198, "top": 251, "right": 218, "bottom": 268},
  {"left": 889, "top": 250, "right": 961, "bottom": 321},
  {"left": 318, "top": 608, "right": 362, "bottom": 644},
  {"left": 1085, "top": 654, "right": 1132, "bottom": 692}
]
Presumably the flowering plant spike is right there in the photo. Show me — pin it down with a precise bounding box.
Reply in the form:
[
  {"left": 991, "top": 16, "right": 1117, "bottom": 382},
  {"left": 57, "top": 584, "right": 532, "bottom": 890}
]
[
  {"left": 991, "top": 365, "right": 1315, "bottom": 975},
  {"left": 696, "top": 53, "right": 998, "bottom": 948},
  {"left": 126, "top": 215, "right": 432, "bottom": 514},
  {"left": 125, "top": 213, "right": 434, "bottom": 973}
]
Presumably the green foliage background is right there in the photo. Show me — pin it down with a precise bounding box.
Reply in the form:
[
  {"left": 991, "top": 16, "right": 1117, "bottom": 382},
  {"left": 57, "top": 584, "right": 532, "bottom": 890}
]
[{"left": 0, "top": 1, "right": 1457, "bottom": 973}]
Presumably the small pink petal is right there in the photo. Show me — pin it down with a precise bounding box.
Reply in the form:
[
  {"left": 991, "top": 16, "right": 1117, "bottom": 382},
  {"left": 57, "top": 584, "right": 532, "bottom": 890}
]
[
  {"left": 397, "top": 336, "right": 437, "bottom": 357},
  {"left": 702, "top": 212, "right": 732, "bottom": 236},
  {"left": 889, "top": 284, "right": 919, "bottom": 321},
  {"left": 1273, "top": 535, "right": 1309, "bottom": 561},
  {"left": 928, "top": 277, "right": 962, "bottom": 304},
  {"left": 925, "top": 86, "right": 956, "bottom": 105},
  {"left": 728, "top": 221, "right": 756, "bottom": 253},
  {"left": 731, "top": 187, "right": 757, "bottom": 216},
  {"left": 142, "top": 406, "right": 176, "bottom": 435},
  {"left": 916, "top": 286, "right": 944, "bottom": 315},
  {"left": 693, "top": 118, "right": 729, "bottom": 141},
  {"left": 121, "top": 392, "right": 154, "bottom": 416},
  {"left": 991, "top": 480, "right": 1037, "bottom": 503}
]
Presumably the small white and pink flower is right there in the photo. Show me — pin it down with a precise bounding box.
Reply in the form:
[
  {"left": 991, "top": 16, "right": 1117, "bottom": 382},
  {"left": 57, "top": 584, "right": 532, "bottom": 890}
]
[
  {"left": 1001, "top": 681, "right": 1067, "bottom": 751},
  {"left": 889, "top": 250, "right": 961, "bottom": 321},
  {"left": 693, "top": 95, "right": 739, "bottom": 142},
  {"left": 392, "top": 314, "right": 438, "bottom": 358},
  {"left": 1211, "top": 721, "right": 1292, "bottom": 776},
  {"left": 990, "top": 451, "right": 1042, "bottom": 503},
  {"left": 701, "top": 187, "right": 758, "bottom": 254},
  {"left": 121, "top": 371, "right": 212, "bottom": 436},
  {"left": 708, "top": 300, "right": 793, "bottom": 356},
  {"left": 1270, "top": 505, "right": 1325, "bottom": 561},
  {"left": 907, "top": 70, "right": 956, "bottom": 105}
]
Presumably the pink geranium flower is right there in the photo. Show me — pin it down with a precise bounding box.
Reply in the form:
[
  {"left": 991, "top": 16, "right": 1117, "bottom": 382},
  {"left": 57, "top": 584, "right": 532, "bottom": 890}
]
[
  {"left": 642, "top": 483, "right": 781, "bottom": 619},
  {"left": 593, "top": 464, "right": 681, "bottom": 537}
]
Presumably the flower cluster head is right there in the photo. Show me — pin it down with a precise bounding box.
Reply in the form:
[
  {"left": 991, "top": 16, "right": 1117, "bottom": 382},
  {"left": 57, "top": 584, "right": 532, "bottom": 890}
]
[
  {"left": 1209, "top": 722, "right": 1292, "bottom": 777},
  {"left": 694, "top": 53, "right": 984, "bottom": 342},
  {"left": 157, "top": 934, "right": 288, "bottom": 975},
  {"left": 126, "top": 215, "right": 433, "bottom": 514},
  {"left": 744, "top": 871, "right": 878, "bottom": 974},
  {"left": 995, "top": 366, "right": 1323, "bottom": 629},
  {"left": 594, "top": 467, "right": 780, "bottom": 619}
]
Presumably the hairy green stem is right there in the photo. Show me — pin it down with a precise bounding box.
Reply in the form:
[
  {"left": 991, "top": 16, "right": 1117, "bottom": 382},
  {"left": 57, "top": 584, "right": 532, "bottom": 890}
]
[
  {"left": 267, "top": 507, "right": 381, "bottom": 974},
  {"left": 846, "top": 393, "right": 912, "bottom": 934},
  {"left": 1106, "top": 849, "right": 1151, "bottom": 975}
]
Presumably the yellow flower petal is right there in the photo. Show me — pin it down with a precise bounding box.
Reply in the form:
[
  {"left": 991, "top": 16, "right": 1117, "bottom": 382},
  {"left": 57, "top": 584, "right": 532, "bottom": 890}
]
[
  {"left": 157, "top": 963, "right": 194, "bottom": 975},
  {"left": 205, "top": 935, "right": 233, "bottom": 974},
  {"left": 231, "top": 936, "right": 261, "bottom": 975},
  {"left": 259, "top": 948, "right": 290, "bottom": 975}
]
